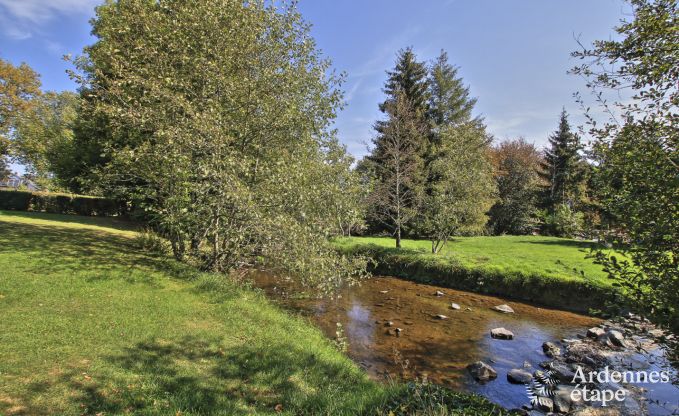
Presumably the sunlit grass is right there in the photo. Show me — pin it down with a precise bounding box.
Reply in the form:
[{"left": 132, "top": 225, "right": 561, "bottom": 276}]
[{"left": 0, "top": 211, "right": 507, "bottom": 415}]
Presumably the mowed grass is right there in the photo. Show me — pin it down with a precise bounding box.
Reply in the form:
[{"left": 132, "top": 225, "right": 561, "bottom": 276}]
[
  {"left": 334, "top": 236, "right": 614, "bottom": 288},
  {"left": 0, "top": 211, "right": 392, "bottom": 415}
]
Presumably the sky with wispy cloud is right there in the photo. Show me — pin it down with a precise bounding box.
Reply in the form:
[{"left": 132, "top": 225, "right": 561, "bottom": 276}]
[{"left": 1, "top": 0, "right": 627, "bottom": 166}]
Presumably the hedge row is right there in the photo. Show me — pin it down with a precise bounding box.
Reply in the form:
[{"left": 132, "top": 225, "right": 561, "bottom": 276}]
[
  {"left": 338, "top": 244, "right": 622, "bottom": 314},
  {"left": 0, "top": 189, "right": 126, "bottom": 217}
]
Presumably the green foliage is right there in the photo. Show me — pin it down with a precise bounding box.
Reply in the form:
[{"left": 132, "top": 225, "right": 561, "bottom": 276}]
[
  {"left": 368, "top": 91, "right": 427, "bottom": 247},
  {"left": 428, "top": 50, "right": 478, "bottom": 129},
  {"left": 543, "top": 204, "right": 585, "bottom": 238},
  {"left": 489, "top": 139, "right": 542, "bottom": 235},
  {"left": 541, "top": 109, "right": 586, "bottom": 210},
  {"left": 0, "top": 189, "right": 123, "bottom": 216},
  {"left": 419, "top": 123, "right": 495, "bottom": 252},
  {"left": 11, "top": 91, "right": 80, "bottom": 190},
  {"left": 572, "top": 0, "right": 678, "bottom": 329},
  {"left": 0, "top": 57, "right": 41, "bottom": 141},
  {"left": 71, "top": 0, "right": 368, "bottom": 291},
  {"left": 134, "top": 228, "right": 169, "bottom": 256}
]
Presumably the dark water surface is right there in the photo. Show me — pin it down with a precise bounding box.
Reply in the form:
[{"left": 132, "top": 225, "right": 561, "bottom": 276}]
[{"left": 251, "top": 272, "right": 603, "bottom": 410}]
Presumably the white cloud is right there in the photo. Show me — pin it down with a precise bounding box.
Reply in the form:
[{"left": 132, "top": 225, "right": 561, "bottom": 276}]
[{"left": 0, "top": 0, "right": 99, "bottom": 38}]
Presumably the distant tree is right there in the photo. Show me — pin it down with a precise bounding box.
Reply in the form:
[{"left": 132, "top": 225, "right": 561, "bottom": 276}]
[
  {"left": 572, "top": 0, "right": 678, "bottom": 329},
  {"left": 368, "top": 91, "right": 426, "bottom": 247},
  {"left": 541, "top": 109, "right": 585, "bottom": 209},
  {"left": 0, "top": 58, "right": 41, "bottom": 182},
  {"left": 419, "top": 122, "right": 495, "bottom": 252},
  {"left": 489, "top": 138, "right": 543, "bottom": 235},
  {"left": 71, "top": 0, "right": 369, "bottom": 291},
  {"left": 12, "top": 91, "right": 79, "bottom": 190}
]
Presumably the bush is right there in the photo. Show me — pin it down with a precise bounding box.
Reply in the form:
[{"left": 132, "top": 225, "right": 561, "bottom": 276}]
[
  {"left": 0, "top": 189, "right": 125, "bottom": 217},
  {"left": 543, "top": 204, "right": 584, "bottom": 238}
]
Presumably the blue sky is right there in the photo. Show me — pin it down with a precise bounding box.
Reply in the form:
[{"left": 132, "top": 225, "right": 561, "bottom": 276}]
[{"left": 1, "top": 0, "right": 628, "bottom": 170}]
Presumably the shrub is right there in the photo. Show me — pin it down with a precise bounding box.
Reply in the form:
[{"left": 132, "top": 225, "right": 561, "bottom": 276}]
[
  {"left": 544, "top": 204, "right": 584, "bottom": 238},
  {"left": 134, "top": 228, "right": 168, "bottom": 255},
  {"left": 0, "top": 189, "right": 124, "bottom": 217}
]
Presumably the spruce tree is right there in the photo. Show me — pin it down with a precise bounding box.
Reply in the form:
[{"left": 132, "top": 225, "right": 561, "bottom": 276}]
[
  {"left": 428, "top": 50, "right": 478, "bottom": 130},
  {"left": 542, "top": 109, "right": 583, "bottom": 209}
]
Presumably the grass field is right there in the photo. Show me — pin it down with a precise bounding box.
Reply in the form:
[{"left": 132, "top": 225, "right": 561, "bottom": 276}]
[
  {"left": 0, "top": 210, "right": 506, "bottom": 415},
  {"left": 335, "top": 236, "right": 613, "bottom": 286},
  {"left": 334, "top": 236, "right": 621, "bottom": 313}
]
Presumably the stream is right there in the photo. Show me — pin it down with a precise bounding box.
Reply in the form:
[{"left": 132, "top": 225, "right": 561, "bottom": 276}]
[{"left": 250, "top": 272, "right": 679, "bottom": 414}]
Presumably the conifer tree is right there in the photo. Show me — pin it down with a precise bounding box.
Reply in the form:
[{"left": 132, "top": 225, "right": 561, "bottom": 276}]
[
  {"left": 428, "top": 50, "right": 478, "bottom": 130},
  {"left": 542, "top": 109, "right": 584, "bottom": 209}
]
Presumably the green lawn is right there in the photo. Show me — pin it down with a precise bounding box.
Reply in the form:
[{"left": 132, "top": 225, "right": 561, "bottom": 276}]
[
  {"left": 335, "top": 235, "right": 612, "bottom": 286},
  {"left": 0, "top": 211, "right": 507, "bottom": 416}
]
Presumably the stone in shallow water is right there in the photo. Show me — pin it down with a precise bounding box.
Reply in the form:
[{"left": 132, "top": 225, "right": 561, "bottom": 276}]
[
  {"left": 493, "top": 304, "right": 514, "bottom": 314},
  {"left": 542, "top": 341, "right": 561, "bottom": 357},
  {"left": 587, "top": 327, "right": 606, "bottom": 338},
  {"left": 450, "top": 302, "right": 461, "bottom": 310},
  {"left": 607, "top": 329, "right": 626, "bottom": 347},
  {"left": 467, "top": 361, "right": 497, "bottom": 381},
  {"left": 434, "top": 290, "right": 445, "bottom": 297},
  {"left": 507, "top": 368, "right": 532, "bottom": 384},
  {"left": 490, "top": 327, "right": 514, "bottom": 340},
  {"left": 535, "top": 396, "right": 554, "bottom": 412},
  {"left": 435, "top": 314, "right": 448, "bottom": 320}
]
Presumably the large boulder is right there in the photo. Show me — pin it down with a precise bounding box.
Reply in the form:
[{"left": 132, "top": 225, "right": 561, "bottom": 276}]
[
  {"left": 490, "top": 327, "right": 514, "bottom": 340},
  {"left": 467, "top": 361, "right": 497, "bottom": 382}
]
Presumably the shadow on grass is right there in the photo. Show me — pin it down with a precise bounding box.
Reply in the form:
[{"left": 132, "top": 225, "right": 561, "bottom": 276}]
[
  {"left": 522, "top": 239, "right": 600, "bottom": 250},
  {"left": 0, "top": 210, "right": 138, "bottom": 232},
  {"left": 0, "top": 219, "right": 196, "bottom": 284},
  {"left": 56, "top": 336, "right": 381, "bottom": 415}
]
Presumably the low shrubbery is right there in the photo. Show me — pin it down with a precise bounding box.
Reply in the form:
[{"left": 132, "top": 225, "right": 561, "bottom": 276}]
[{"left": 0, "top": 189, "right": 125, "bottom": 217}]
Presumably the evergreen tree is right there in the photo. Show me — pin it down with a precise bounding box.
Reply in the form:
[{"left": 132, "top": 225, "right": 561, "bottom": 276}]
[
  {"left": 428, "top": 50, "right": 478, "bottom": 130},
  {"left": 541, "top": 109, "right": 584, "bottom": 209},
  {"left": 367, "top": 48, "right": 430, "bottom": 244}
]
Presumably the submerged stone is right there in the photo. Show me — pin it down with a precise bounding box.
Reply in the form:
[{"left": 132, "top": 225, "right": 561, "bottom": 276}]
[{"left": 490, "top": 327, "right": 514, "bottom": 340}]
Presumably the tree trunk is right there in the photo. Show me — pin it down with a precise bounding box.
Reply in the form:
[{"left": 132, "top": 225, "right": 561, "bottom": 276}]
[{"left": 396, "top": 226, "right": 402, "bottom": 248}]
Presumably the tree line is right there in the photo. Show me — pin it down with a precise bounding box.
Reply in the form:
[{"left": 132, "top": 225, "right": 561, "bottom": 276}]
[{"left": 0, "top": 0, "right": 675, "bottom": 328}]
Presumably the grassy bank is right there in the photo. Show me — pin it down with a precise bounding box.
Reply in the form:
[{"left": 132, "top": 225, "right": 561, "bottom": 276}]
[
  {"left": 0, "top": 210, "right": 508, "bottom": 415},
  {"left": 334, "top": 236, "right": 622, "bottom": 314}
]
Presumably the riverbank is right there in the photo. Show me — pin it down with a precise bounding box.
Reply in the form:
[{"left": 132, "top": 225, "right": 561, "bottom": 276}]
[
  {"left": 0, "top": 210, "right": 508, "bottom": 415},
  {"left": 334, "top": 236, "right": 623, "bottom": 314}
]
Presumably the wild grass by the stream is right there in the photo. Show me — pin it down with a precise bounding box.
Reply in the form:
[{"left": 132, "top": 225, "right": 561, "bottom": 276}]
[{"left": 0, "top": 210, "right": 508, "bottom": 415}]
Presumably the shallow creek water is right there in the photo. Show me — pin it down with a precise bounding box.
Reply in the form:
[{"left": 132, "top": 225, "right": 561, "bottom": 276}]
[{"left": 251, "top": 272, "right": 605, "bottom": 410}]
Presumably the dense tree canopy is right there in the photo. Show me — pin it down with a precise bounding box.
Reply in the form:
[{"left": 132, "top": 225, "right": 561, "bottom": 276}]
[
  {"left": 572, "top": 0, "right": 678, "bottom": 329},
  {"left": 0, "top": 58, "right": 41, "bottom": 180},
  {"left": 489, "top": 138, "right": 543, "bottom": 235},
  {"left": 71, "top": 0, "right": 368, "bottom": 290}
]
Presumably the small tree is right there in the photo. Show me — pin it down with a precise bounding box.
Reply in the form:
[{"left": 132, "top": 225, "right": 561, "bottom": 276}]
[
  {"left": 368, "top": 91, "right": 426, "bottom": 248},
  {"left": 420, "top": 122, "right": 496, "bottom": 253}
]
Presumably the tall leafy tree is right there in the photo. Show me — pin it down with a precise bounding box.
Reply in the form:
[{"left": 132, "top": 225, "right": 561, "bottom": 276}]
[
  {"left": 541, "top": 109, "right": 584, "bottom": 209},
  {"left": 71, "top": 0, "right": 368, "bottom": 291},
  {"left": 572, "top": 0, "right": 678, "bottom": 329},
  {"left": 489, "top": 138, "right": 543, "bottom": 235},
  {"left": 0, "top": 58, "right": 41, "bottom": 180},
  {"left": 12, "top": 91, "right": 79, "bottom": 190},
  {"left": 419, "top": 122, "right": 495, "bottom": 252}
]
